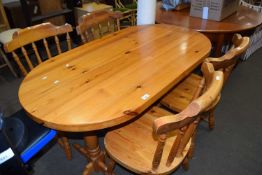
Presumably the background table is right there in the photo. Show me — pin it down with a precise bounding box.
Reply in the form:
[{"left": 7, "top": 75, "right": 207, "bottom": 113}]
[
  {"left": 156, "top": 2, "right": 262, "bottom": 56},
  {"left": 18, "top": 24, "right": 211, "bottom": 174}
]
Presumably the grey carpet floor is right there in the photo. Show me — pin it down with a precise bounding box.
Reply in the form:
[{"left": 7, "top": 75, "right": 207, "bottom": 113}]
[{"left": 1, "top": 48, "right": 262, "bottom": 175}]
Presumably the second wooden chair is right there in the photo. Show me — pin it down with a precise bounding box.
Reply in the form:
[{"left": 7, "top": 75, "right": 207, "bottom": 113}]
[
  {"left": 160, "top": 34, "right": 249, "bottom": 129},
  {"left": 4, "top": 22, "right": 73, "bottom": 160},
  {"left": 76, "top": 10, "right": 122, "bottom": 43}
]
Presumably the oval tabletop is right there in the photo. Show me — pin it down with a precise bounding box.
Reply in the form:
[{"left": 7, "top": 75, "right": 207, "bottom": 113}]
[
  {"left": 19, "top": 24, "right": 211, "bottom": 132},
  {"left": 156, "top": 2, "right": 262, "bottom": 33}
]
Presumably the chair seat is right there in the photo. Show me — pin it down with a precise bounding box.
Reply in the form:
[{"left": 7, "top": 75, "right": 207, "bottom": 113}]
[
  {"left": 2, "top": 109, "right": 56, "bottom": 163},
  {"left": 160, "top": 73, "right": 202, "bottom": 112},
  {"left": 104, "top": 106, "right": 191, "bottom": 174}
]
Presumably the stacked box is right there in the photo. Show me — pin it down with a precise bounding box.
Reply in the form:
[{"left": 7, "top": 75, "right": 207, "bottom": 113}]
[{"left": 190, "top": 0, "right": 240, "bottom": 21}]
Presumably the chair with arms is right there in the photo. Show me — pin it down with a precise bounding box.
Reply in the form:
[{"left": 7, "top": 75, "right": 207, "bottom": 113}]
[
  {"left": 3, "top": 22, "right": 73, "bottom": 160},
  {"left": 206, "top": 34, "right": 250, "bottom": 82},
  {"left": 160, "top": 34, "right": 249, "bottom": 129},
  {"left": 76, "top": 10, "right": 122, "bottom": 44},
  {"left": 104, "top": 62, "right": 224, "bottom": 174}
]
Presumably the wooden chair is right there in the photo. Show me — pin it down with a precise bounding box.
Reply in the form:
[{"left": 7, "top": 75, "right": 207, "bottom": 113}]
[
  {"left": 4, "top": 22, "right": 73, "bottom": 160},
  {"left": 160, "top": 34, "right": 249, "bottom": 129},
  {"left": 206, "top": 34, "right": 250, "bottom": 82},
  {"left": 114, "top": 0, "right": 137, "bottom": 27},
  {"left": 4, "top": 22, "right": 73, "bottom": 76},
  {"left": 76, "top": 10, "right": 122, "bottom": 43},
  {"left": 104, "top": 62, "right": 224, "bottom": 174}
]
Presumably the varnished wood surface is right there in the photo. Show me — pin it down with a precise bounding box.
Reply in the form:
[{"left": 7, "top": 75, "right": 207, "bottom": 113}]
[
  {"left": 19, "top": 24, "right": 211, "bottom": 132},
  {"left": 156, "top": 2, "right": 262, "bottom": 33}
]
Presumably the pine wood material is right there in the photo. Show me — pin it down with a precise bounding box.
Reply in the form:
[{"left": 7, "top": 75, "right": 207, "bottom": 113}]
[
  {"left": 4, "top": 22, "right": 73, "bottom": 76},
  {"left": 18, "top": 24, "right": 211, "bottom": 174},
  {"left": 156, "top": 2, "right": 262, "bottom": 56},
  {"left": 160, "top": 62, "right": 219, "bottom": 129},
  {"left": 104, "top": 64, "right": 224, "bottom": 174},
  {"left": 4, "top": 22, "right": 73, "bottom": 160},
  {"left": 18, "top": 24, "right": 211, "bottom": 132},
  {"left": 76, "top": 10, "right": 122, "bottom": 43},
  {"left": 206, "top": 34, "right": 250, "bottom": 82},
  {"left": 160, "top": 34, "right": 249, "bottom": 130}
]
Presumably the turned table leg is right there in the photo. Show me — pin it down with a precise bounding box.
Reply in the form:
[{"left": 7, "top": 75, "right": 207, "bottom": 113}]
[
  {"left": 74, "top": 134, "right": 108, "bottom": 174},
  {"left": 214, "top": 33, "right": 225, "bottom": 57}
]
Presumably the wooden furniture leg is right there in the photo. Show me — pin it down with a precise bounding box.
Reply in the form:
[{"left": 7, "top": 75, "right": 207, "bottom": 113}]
[
  {"left": 214, "top": 33, "right": 225, "bottom": 57},
  {"left": 57, "top": 132, "right": 72, "bottom": 160},
  {"left": 74, "top": 135, "right": 108, "bottom": 174}
]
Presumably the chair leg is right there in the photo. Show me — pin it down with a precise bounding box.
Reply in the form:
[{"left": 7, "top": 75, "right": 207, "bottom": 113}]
[
  {"left": 57, "top": 132, "right": 72, "bottom": 160},
  {"left": 0, "top": 48, "right": 18, "bottom": 77},
  {"left": 182, "top": 156, "right": 189, "bottom": 171},
  {"left": 106, "top": 157, "right": 116, "bottom": 175},
  {"left": 208, "top": 109, "right": 215, "bottom": 130},
  {"left": 82, "top": 163, "right": 95, "bottom": 175},
  {"left": 187, "top": 130, "right": 197, "bottom": 160}
]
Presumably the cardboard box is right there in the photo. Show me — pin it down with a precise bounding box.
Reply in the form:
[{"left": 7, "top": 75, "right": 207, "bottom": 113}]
[{"left": 190, "top": 0, "right": 240, "bottom": 21}]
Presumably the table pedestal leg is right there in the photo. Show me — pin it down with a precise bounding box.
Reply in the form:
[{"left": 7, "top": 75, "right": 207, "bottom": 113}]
[
  {"left": 74, "top": 135, "right": 108, "bottom": 175},
  {"left": 214, "top": 33, "right": 225, "bottom": 57}
]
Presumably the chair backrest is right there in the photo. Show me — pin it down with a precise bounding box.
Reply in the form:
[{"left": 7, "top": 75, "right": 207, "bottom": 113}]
[
  {"left": 4, "top": 22, "right": 73, "bottom": 76},
  {"left": 206, "top": 34, "right": 250, "bottom": 81},
  {"left": 151, "top": 62, "right": 224, "bottom": 171},
  {"left": 115, "top": 0, "right": 137, "bottom": 8},
  {"left": 76, "top": 10, "right": 122, "bottom": 43}
]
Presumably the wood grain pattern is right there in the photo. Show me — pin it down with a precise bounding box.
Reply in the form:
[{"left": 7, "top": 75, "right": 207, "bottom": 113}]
[
  {"left": 18, "top": 24, "right": 211, "bottom": 132},
  {"left": 76, "top": 10, "right": 122, "bottom": 43},
  {"left": 206, "top": 34, "right": 250, "bottom": 82},
  {"left": 105, "top": 107, "right": 192, "bottom": 174},
  {"left": 104, "top": 66, "right": 223, "bottom": 174}
]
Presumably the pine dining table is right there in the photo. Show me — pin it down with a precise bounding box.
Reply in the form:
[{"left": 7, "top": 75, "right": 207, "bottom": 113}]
[{"left": 18, "top": 24, "right": 211, "bottom": 174}]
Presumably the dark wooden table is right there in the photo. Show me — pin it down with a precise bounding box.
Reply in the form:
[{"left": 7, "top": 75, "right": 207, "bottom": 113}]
[{"left": 156, "top": 2, "right": 262, "bottom": 56}]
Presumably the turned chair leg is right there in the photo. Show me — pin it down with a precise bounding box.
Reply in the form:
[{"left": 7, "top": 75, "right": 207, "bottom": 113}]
[
  {"left": 82, "top": 163, "right": 94, "bottom": 175},
  {"left": 188, "top": 130, "right": 197, "bottom": 160},
  {"left": 182, "top": 156, "right": 189, "bottom": 171},
  {"left": 106, "top": 157, "right": 116, "bottom": 175},
  {"left": 57, "top": 132, "right": 72, "bottom": 160}
]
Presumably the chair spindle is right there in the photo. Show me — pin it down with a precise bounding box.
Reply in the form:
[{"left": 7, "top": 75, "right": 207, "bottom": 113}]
[
  {"left": 43, "top": 38, "right": 52, "bottom": 58},
  {"left": 32, "top": 42, "right": 42, "bottom": 64},
  {"left": 152, "top": 134, "right": 167, "bottom": 170},
  {"left": 55, "top": 35, "right": 62, "bottom": 54},
  {"left": 21, "top": 46, "right": 34, "bottom": 70}
]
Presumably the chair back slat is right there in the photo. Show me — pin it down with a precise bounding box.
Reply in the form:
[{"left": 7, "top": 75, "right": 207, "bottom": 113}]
[
  {"left": 66, "top": 33, "right": 72, "bottom": 50},
  {"left": 32, "top": 42, "right": 42, "bottom": 64},
  {"left": 4, "top": 23, "right": 73, "bottom": 52},
  {"left": 55, "top": 35, "right": 62, "bottom": 54},
  {"left": 21, "top": 47, "right": 33, "bottom": 70},
  {"left": 12, "top": 52, "right": 27, "bottom": 76},
  {"left": 176, "top": 119, "right": 199, "bottom": 157},
  {"left": 77, "top": 10, "right": 122, "bottom": 44},
  {"left": 4, "top": 22, "right": 73, "bottom": 76},
  {"left": 43, "top": 38, "right": 52, "bottom": 59}
]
